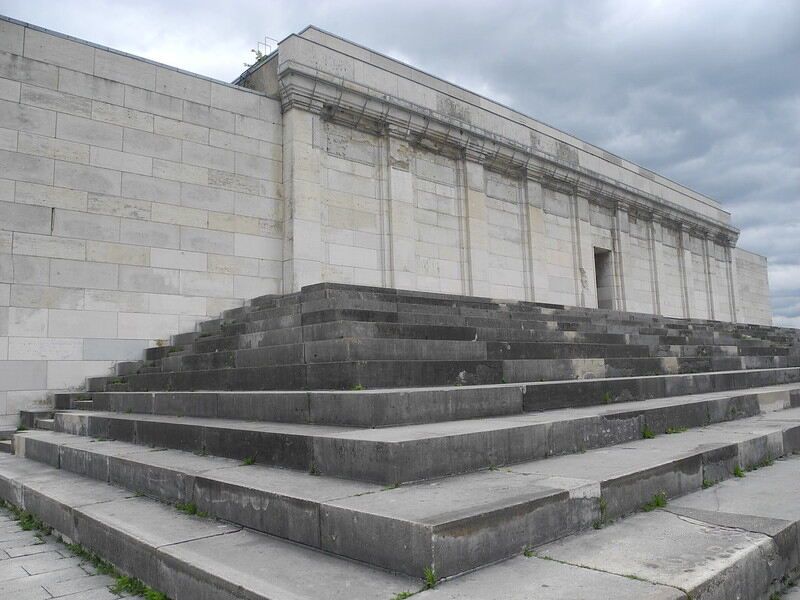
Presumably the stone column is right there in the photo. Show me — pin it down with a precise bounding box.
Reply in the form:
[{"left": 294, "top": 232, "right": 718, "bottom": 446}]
[
  {"left": 702, "top": 233, "right": 716, "bottom": 320},
  {"left": 281, "top": 109, "right": 323, "bottom": 292},
  {"left": 461, "top": 158, "right": 490, "bottom": 296},
  {"left": 648, "top": 216, "right": 664, "bottom": 315},
  {"left": 523, "top": 178, "right": 548, "bottom": 302},
  {"left": 384, "top": 131, "right": 416, "bottom": 290},
  {"left": 677, "top": 224, "right": 695, "bottom": 318}
]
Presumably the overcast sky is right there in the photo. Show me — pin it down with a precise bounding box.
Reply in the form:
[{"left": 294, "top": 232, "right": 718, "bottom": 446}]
[{"left": 2, "top": 0, "right": 798, "bottom": 325}]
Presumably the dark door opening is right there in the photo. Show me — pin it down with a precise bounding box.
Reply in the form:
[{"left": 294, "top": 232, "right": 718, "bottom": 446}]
[{"left": 594, "top": 248, "right": 614, "bottom": 310}]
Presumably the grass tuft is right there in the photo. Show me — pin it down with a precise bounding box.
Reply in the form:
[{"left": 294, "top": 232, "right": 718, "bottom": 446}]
[
  {"left": 642, "top": 491, "right": 667, "bottom": 512},
  {"left": 423, "top": 566, "right": 438, "bottom": 589}
]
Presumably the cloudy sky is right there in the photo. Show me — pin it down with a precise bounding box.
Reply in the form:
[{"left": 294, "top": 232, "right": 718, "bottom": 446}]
[{"left": 2, "top": 0, "right": 798, "bottom": 325}]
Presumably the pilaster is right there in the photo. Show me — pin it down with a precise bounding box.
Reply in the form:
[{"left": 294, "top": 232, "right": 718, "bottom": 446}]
[
  {"left": 678, "top": 225, "right": 695, "bottom": 318},
  {"left": 724, "top": 241, "right": 740, "bottom": 323},
  {"left": 461, "top": 158, "right": 490, "bottom": 296},
  {"left": 702, "top": 234, "right": 716, "bottom": 320},
  {"left": 570, "top": 193, "right": 594, "bottom": 308},
  {"left": 612, "top": 203, "right": 631, "bottom": 312},
  {"left": 282, "top": 108, "right": 323, "bottom": 292},
  {"left": 385, "top": 131, "right": 417, "bottom": 289},
  {"left": 523, "top": 179, "right": 548, "bottom": 302}
]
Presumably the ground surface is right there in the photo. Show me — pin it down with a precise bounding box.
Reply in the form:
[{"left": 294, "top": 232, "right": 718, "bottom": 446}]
[{"left": 0, "top": 506, "right": 131, "bottom": 599}]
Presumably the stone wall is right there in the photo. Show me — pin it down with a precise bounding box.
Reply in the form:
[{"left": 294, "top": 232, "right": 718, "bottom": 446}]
[
  {"left": 0, "top": 17, "right": 283, "bottom": 424},
  {"left": 735, "top": 248, "right": 772, "bottom": 326}
]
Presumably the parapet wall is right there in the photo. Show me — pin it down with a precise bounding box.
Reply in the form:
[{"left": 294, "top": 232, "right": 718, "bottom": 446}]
[{"left": 0, "top": 16, "right": 283, "bottom": 424}]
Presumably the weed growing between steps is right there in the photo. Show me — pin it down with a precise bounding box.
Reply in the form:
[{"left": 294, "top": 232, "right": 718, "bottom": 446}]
[
  {"left": 423, "top": 565, "right": 439, "bottom": 589},
  {"left": 642, "top": 424, "right": 656, "bottom": 439},
  {"left": 0, "top": 499, "right": 170, "bottom": 600},
  {"left": 642, "top": 491, "right": 668, "bottom": 512},
  {"left": 175, "top": 502, "right": 208, "bottom": 517}
]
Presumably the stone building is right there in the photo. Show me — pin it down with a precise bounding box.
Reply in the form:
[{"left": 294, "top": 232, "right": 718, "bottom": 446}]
[{"left": 0, "top": 17, "right": 772, "bottom": 424}]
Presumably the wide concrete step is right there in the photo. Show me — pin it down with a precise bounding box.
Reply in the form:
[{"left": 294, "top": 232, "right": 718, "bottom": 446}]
[
  {"left": 78, "top": 371, "right": 800, "bottom": 428},
  {"left": 46, "top": 384, "right": 800, "bottom": 484},
  {"left": 420, "top": 453, "right": 800, "bottom": 599},
  {"left": 91, "top": 352, "right": 800, "bottom": 393},
  {"left": 0, "top": 454, "right": 417, "bottom": 599},
  {"left": 525, "top": 366, "right": 800, "bottom": 410},
  {"left": 13, "top": 404, "right": 800, "bottom": 578}
]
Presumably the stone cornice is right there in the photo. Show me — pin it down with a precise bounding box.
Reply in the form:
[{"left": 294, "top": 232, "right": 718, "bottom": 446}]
[{"left": 277, "top": 63, "right": 739, "bottom": 244}]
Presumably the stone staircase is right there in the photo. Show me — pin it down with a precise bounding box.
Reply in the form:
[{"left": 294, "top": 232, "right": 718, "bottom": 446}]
[{"left": 2, "top": 282, "right": 800, "bottom": 599}]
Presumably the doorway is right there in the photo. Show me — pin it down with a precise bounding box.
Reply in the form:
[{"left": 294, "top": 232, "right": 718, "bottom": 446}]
[{"left": 594, "top": 248, "right": 614, "bottom": 310}]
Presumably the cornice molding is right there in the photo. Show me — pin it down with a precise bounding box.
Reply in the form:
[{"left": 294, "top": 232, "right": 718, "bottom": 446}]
[{"left": 278, "top": 63, "right": 739, "bottom": 244}]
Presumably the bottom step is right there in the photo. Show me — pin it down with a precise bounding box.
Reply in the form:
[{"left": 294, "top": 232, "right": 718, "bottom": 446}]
[
  {"left": 420, "top": 454, "right": 800, "bottom": 599},
  {"left": 0, "top": 454, "right": 417, "bottom": 600}
]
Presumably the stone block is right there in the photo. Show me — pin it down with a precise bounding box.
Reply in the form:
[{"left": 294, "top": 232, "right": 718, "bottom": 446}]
[
  {"left": 54, "top": 161, "right": 121, "bottom": 195},
  {"left": 209, "top": 129, "right": 260, "bottom": 155},
  {"left": 0, "top": 360, "right": 47, "bottom": 390},
  {"left": 153, "top": 158, "right": 208, "bottom": 185},
  {"left": 234, "top": 274, "right": 279, "bottom": 298},
  {"left": 180, "top": 226, "right": 233, "bottom": 254},
  {"left": 121, "top": 173, "right": 180, "bottom": 204},
  {"left": 148, "top": 292, "right": 206, "bottom": 315},
  {"left": 0, "top": 19, "right": 24, "bottom": 54},
  {"left": 13, "top": 232, "right": 86, "bottom": 260},
  {"left": 24, "top": 28, "right": 95, "bottom": 73},
  {"left": 15, "top": 181, "right": 87, "bottom": 211},
  {"left": 120, "top": 218, "right": 180, "bottom": 249},
  {"left": 10, "top": 284, "right": 84, "bottom": 309},
  {"left": 182, "top": 140, "right": 234, "bottom": 171},
  {"left": 234, "top": 232, "right": 282, "bottom": 260},
  {"left": 207, "top": 254, "right": 259, "bottom": 276},
  {"left": 0, "top": 282, "right": 9, "bottom": 305},
  {"left": 234, "top": 114, "right": 280, "bottom": 142},
  {"left": 155, "top": 67, "right": 211, "bottom": 104},
  {"left": 8, "top": 336, "right": 83, "bottom": 360},
  {"left": 11, "top": 255, "right": 50, "bottom": 284},
  {"left": 209, "top": 82, "right": 260, "bottom": 115},
  {"left": 20, "top": 83, "right": 92, "bottom": 117},
  {"left": 56, "top": 113, "right": 122, "bottom": 150},
  {"left": 83, "top": 338, "right": 148, "bottom": 360},
  {"left": 86, "top": 240, "right": 149, "bottom": 266},
  {"left": 85, "top": 289, "right": 148, "bottom": 312},
  {"left": 180, "top": 271, "right": 233, "bottom": 298},
  {"left": 8, "top": 306, "right": 48, "bottom": 336},
  {"left": 0, "top": 124, "right": 16, "bottom": 151},
  {"left": 153, "top": 116, "right": 208, "bottom": 143},
  {"left": 48, "top": 308, "right": 117, "bottom": 337},
  {"left": 150, "top": 247, "right": 207, "bottom": 271},
  {"left": 123, "top": 129, "right": 180, "bottom": 160},
  {"left": 94, "top": 49, "right": 156, "bottom": 90},
  {"left": 50, "top": 258, "right": 119, "bottom": 290},
  {"left": 151, "top": 202, "right": 207, "bottom": 228},
  {"left": 208, "top": 212, "right": 260, "bottom": 235},
  {"left": 90, "top": 147, "right": 152, "bottom": 175},
  {"left": 119, "top": 265, "right": 180, "bottom": 294},
  {"left": 183, "top": 99, "right": 235, "bottom": 132},
  {"left": 125, "top": 86, "right": 183, "bottom": 119},
  {"left": 87, "top": 194, "right": 150, "bottom": 220},
  {"left": 117, "top": 312, "right": 180, "bottom": 339},
  {"left": 17, "top": 131, "right": 90, "bottom": 163},
  {"left": 58, "top": 69, "right": 125, "bottom": 104},
  {"left": 46, "top": 359, "right": 114, "bottom": 389},
  {"left": 180, "top": 182, "right": 234, "bottom": 212},
  {"left": 0, "top": 148, "right": 53, "bottom": 184},
  {"left": 0, "top": 200, "right": 51, "bottom": 234},
  {"left": 0, "top": 51, "right": 59, "bottom": 89},
  {"left": 92, "top": 101, "right": 154, "bottom": 132},
  {"left": 53, "top": 209, "right": 120, "bottom": 242}
]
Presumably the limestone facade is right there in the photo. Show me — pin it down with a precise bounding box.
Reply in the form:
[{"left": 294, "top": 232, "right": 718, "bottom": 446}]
[{"left": 0, "top": 18, "right": 772, "bottom": 422}]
